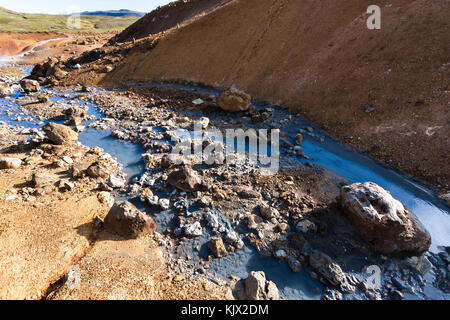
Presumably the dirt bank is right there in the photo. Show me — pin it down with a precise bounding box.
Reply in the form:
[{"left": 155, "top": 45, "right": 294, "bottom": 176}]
[
  {"left": 3, "top": 33, "right": 117, "bottom": 66},
  {"left": 114, "top": 0, "right": 231, "bottom": 43},
  {"left": 0, "top": 33, "right": 62, "bottom": 56},
  {"left": 92, "top": 0, "right": 449, "bottom": 192}
]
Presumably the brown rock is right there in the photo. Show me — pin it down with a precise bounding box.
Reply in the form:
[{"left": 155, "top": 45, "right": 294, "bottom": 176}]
[
  {"left": 218, "top": 87, "right": 251, "bottom": 112},
  {"left": 32, "top": 172, "right": 58, "bottom": 187},
  {"left": 37, "top": 94, "right": 49, "bottom": 103},
  {"left": 0, "top": 157, "right": 22, "bottom": 169},
  {"left": 19, "top": 79, "right": 40, "bottom": 93},
  {"left": 308, "top": 250, "right": 347, "bottom": 287},
  {"left": 87, "top": 161, "right": 114, "bottom": 179},
  {"left": 42, "top": 123, "right": 78, "bottom": 145},
  {"left": 167, "top": 166, "right": 202, "bottom": 192},
  {"left": 208, "top": 237, "right": 228, "bottom": 258},
  {"left": 244, "top": 271, "right": 279, "bottom": 300},
  {"left": 104, "top": 201, "right": 156, "bottom": 239},
  {"left": 341, "top": 182, "right": 431, "bottom": 255}
]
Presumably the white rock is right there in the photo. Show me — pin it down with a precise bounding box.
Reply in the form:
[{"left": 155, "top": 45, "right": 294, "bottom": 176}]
[
  {"left": 158, "top": 198, "right": 170, "bottom": 210},
  {"left": 296, "top": 219, "right": 317, "bottom": 233},
  {"left": 259, "top": 202, "right": 280, "bottom": 219},
  {"left": 274, "top": 249, "right": 287, "bottom": 259},
  {"left": 184, "top": 222, "right": 203, "bottom": 237},
  {"left": 107, "top": 174, "right": 126, "bottom": 189},
  {"left": 62, "top": 156, "right": 73, "bottom": 164}
]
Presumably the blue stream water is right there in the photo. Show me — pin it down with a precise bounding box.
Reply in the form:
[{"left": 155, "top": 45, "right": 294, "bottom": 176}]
[{"left": 1, "top": 77, "right": 448, "bottom": 300}]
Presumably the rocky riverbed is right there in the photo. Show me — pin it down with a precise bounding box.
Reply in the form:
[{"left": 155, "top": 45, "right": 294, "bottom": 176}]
[{"left": 0, "top": 65, "right": 449, "bottom": 300}]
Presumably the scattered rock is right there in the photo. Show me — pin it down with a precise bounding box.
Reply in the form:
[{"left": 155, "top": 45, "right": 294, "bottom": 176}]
[
  {"left": 58, "top": 179, "right": 74, "bottom": 191},
  {"left": 65, "top": 106, "right": 88, "bottom": 119},
  {"left": 294, "top": 133, "right": 303, "bottom": 144},
  {"left": 184, "top": 221, "right": 203, "bottom": 237},
  {"left": 244, "top": 271, "right": 279, "bottom": 300},
  {"left": 106, "top": 174, "right": 126, "bottom": 189},
  {"left": 19, "top": 79, "right": 40, "bottom": 93},
  {"left": 104, "top": 201, "right": 156, "bottom": 239},
  {"left": 42, "top": 123, "right": 78, "bottom": 145},
  {"left": 296, "top": 219, "right": 317, "bottom": 233},
  {"left": 167, "top": 166, "right": 202, "bottom": 192},
  {"left": 97, "top": 191, "right": 114, "bottom": 207},
  {"left": 341, "top": 182, "right": 431, "bottom": 255},
  {"left": 224, "top": 230, "right": 244, "bottom": 249},
  {"left": 197, "top": 117, "right": 209, "bottom": 129},
  {"left": 158, "top": 198, "right": 170, "bottom": 210},
  {"left": 218, "top": 87, "right": 251, "bottom": 112},
  {"left": 32, "top": 172, "right": 58, "bottom": 187},
  {"left": 309, "top": 250, "right": 347, "bottom": 287},
  {"left": 37, "top": 94, "right": 49, "bottom": 103},
  {"left": 238, "top": 188, "right": 262, "bottom": 199},
  {"left": 259, "top": 202, "right": 280, "bottom": 219},
  {"left": 87, "top": 161, "right": 114, "bottom": 179},
  {"left": 0, "top": 83, "right": 13, "bottom": 96},
  {"left": 287, "top": 256, "right": 301, "bottom": 273},
  {"left": 0, "top": 157, "right": 22, "bottom": 169},
  {"left": 209, "top": 237, "right": 228, "bottom": 258},
  {"left": 322, "top": 288, "right": 343, "bottom": 300}
]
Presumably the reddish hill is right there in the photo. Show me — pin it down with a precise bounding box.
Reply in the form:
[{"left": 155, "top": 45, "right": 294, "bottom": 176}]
[
  {"left": 87, "top": 0, "right": 450, "bottom": 190},
  {"left": 0, "top": 33, "right": 60, "bottom": 56},
  {"left": 113, "top": 0, "right": 230, "bottom": 42}
]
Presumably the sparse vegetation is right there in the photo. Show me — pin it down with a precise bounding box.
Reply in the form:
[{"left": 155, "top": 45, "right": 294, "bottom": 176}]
[
  {"left": 0, "top": 7, "right": 140, "bottom": 33},
  {"left": 0, "top": 66, "right": 25, "bottom": 76}
]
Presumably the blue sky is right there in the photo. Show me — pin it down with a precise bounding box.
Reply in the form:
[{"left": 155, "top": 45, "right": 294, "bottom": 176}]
[{"left": 0, "top": 0, "right": 173, "bottom": 14}]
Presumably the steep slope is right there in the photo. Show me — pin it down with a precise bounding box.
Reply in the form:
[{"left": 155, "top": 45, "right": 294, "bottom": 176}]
[
  {"left": 114, "top": 0, "right": 230, "bottom": 42},
  {"left": 102, "top": 0, "right": 450, "bottom": 190}
]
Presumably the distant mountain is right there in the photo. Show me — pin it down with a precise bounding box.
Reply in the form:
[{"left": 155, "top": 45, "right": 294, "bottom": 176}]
[{"left": 80, "top": 9, "right": 145, "bottom": 17}]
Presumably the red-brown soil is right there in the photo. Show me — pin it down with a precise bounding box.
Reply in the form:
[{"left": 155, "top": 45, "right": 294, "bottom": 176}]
[
  {"left": 114, "top": 0, "right": 231, "bottom": 42},
  {"left": 96, "top": 0, "right": 449, "bottom": 192},
  {"left": 0, "top": 32, "right": 62, "bottom": 56}
]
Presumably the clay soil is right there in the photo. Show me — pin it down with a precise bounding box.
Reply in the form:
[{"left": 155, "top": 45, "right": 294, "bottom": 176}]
[{"left": 0, "top": 32, "right": 62, "bottom": 56}]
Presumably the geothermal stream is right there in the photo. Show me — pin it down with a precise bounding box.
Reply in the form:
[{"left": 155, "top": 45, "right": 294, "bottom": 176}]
[{"left": 1, "top": 65, "right": 449, "bottom": 300}]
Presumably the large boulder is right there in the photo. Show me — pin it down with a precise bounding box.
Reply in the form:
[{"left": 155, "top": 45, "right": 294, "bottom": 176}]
[
  {"left": 218, "top": 86, "right": 251, "bottom": 112},
  {"left": 19, "top": 79, "right": 40, "bottom": 93},
  {"left": 42, "top": 123, "right": 78, "bottom": 145},
  {"left": 167, "top": 166, "right": 202, "bottom": 192},
  {"left": 341, "top": 182, "right": 431, "bottom": 255},
  {"left": 104, "top": 201, "right": 156, "bottom": 239},
  {"left": 244, "top": 271, "right": 279, "bottom": 300},
  {"left": 30, "top": 57, "right": 59, "bottom": 78}
]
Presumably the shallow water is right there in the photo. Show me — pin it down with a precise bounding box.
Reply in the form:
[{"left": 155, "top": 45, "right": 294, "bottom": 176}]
[
  {"left": 130, "top": 82, "right": 450, "bottom": 251},
  {"left": 1, "top": 74, "right": 449, "bottom": 299}
]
